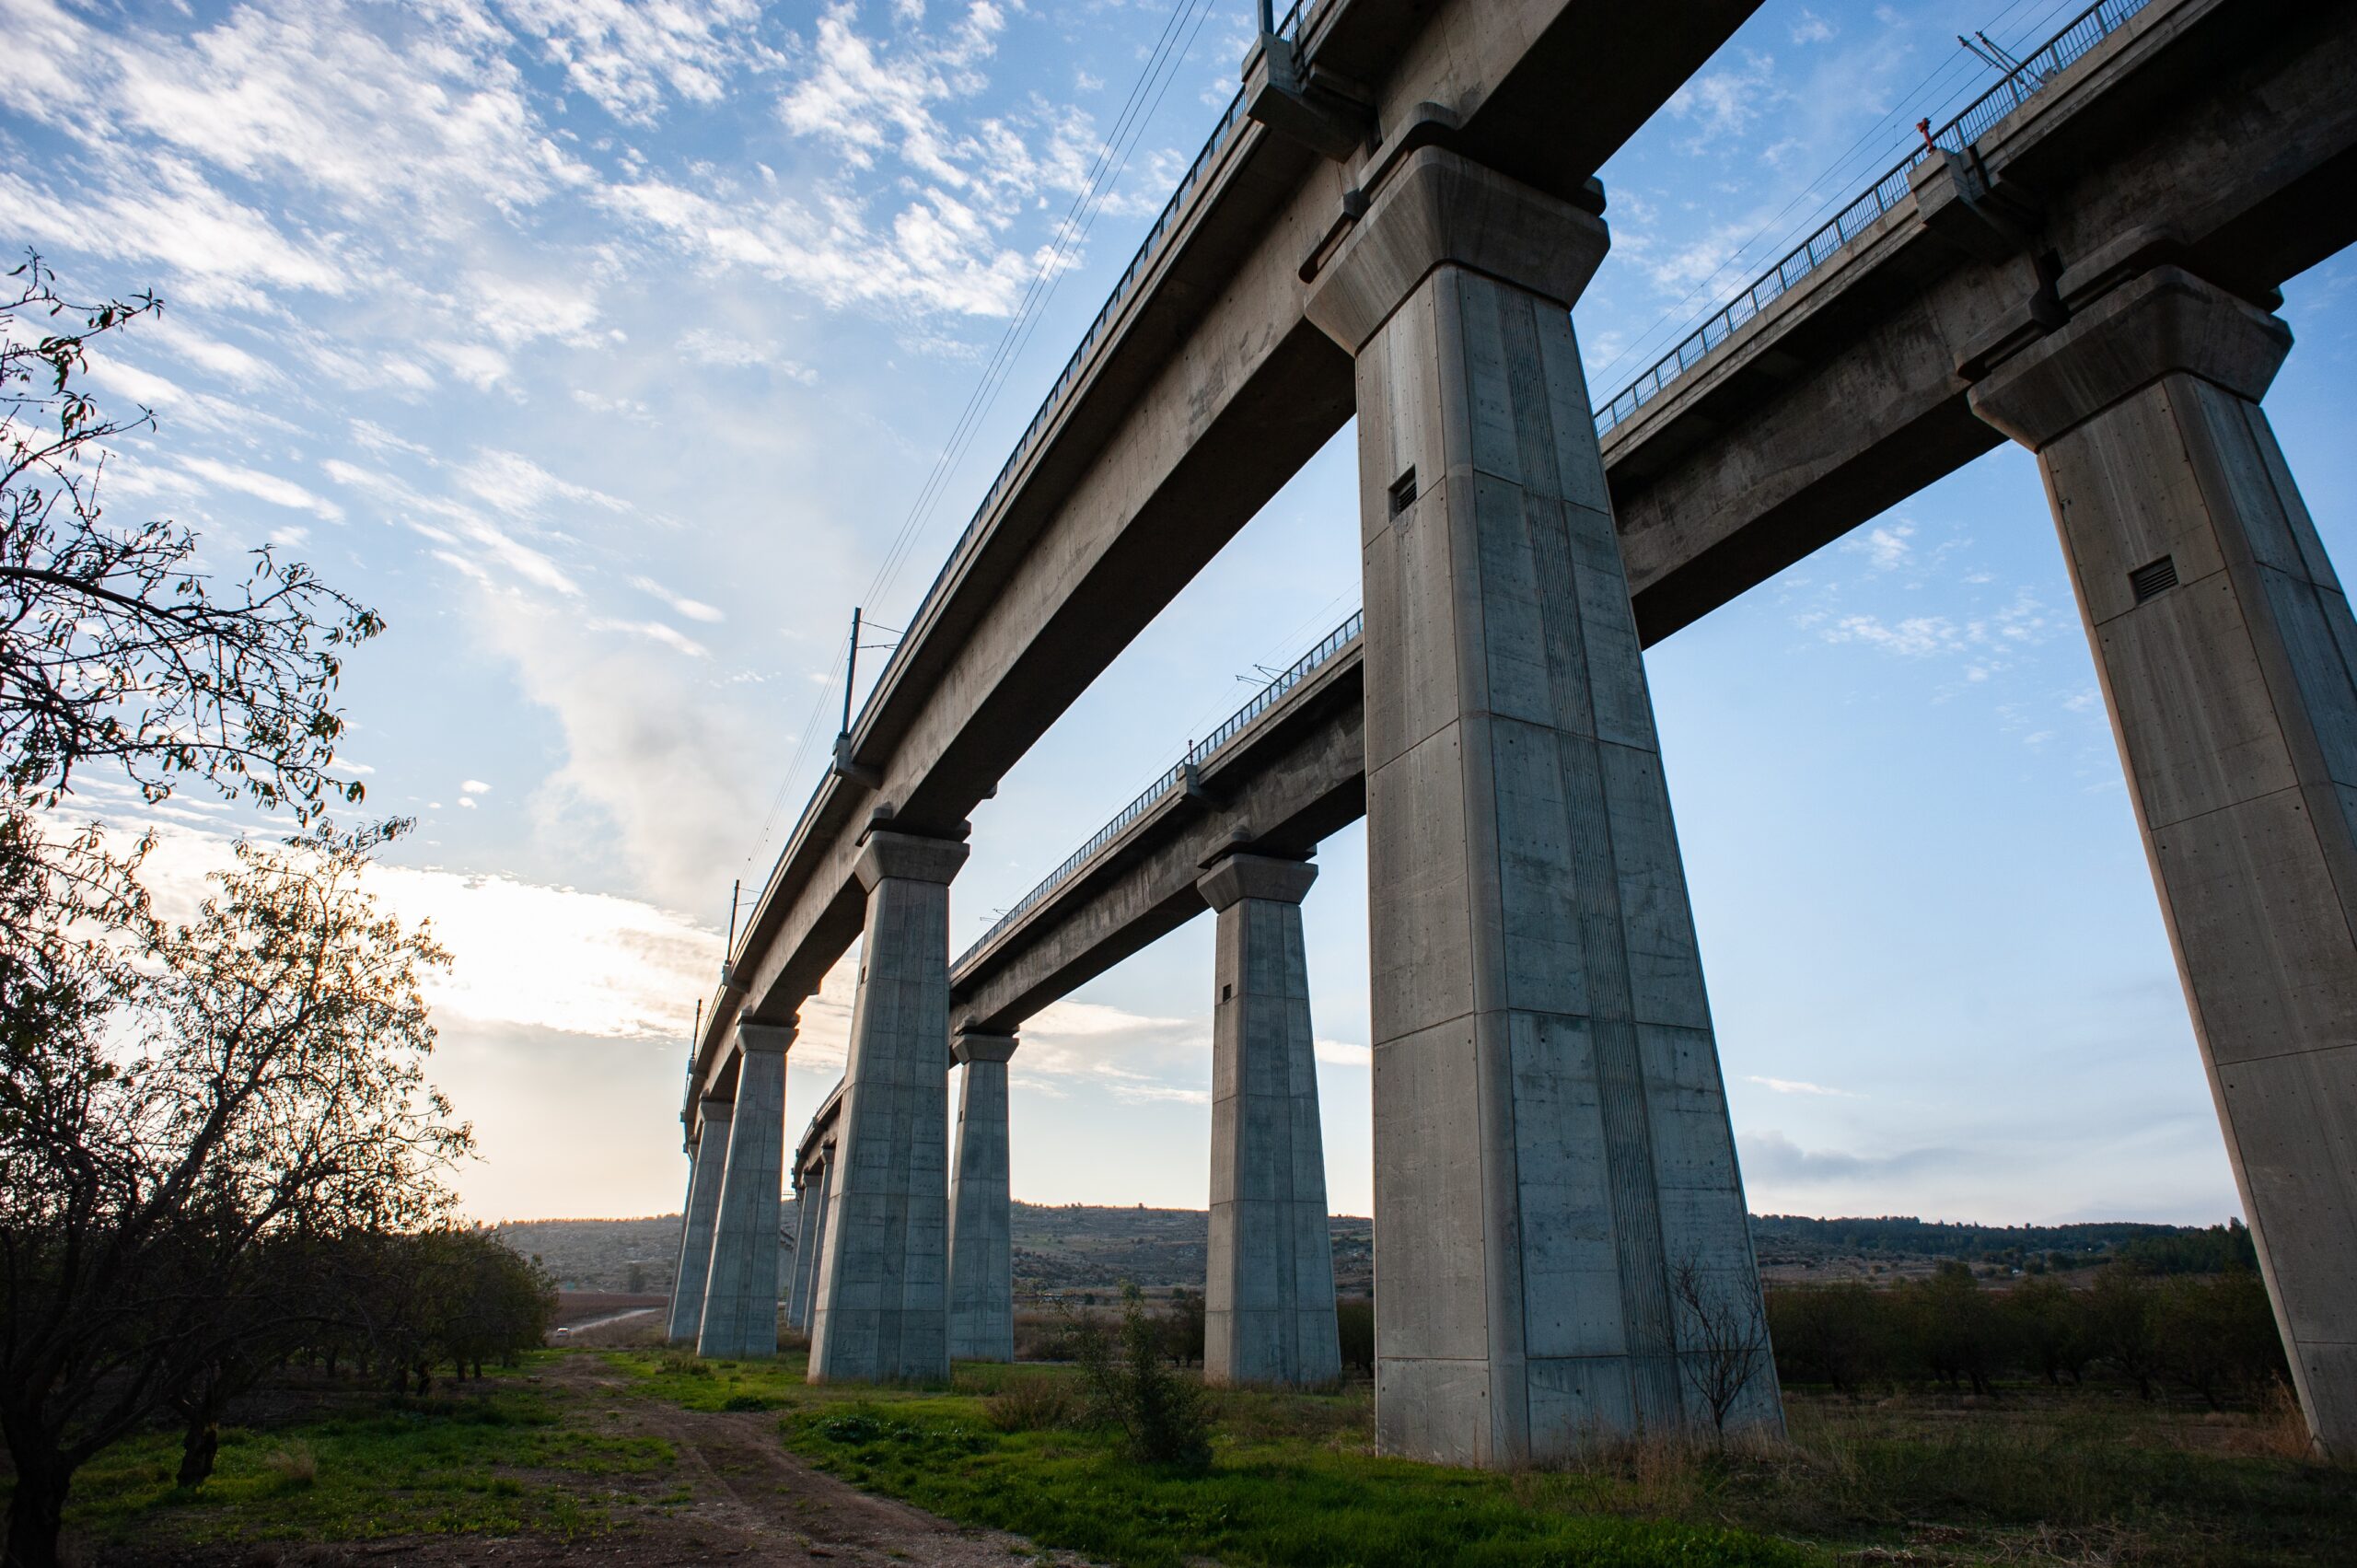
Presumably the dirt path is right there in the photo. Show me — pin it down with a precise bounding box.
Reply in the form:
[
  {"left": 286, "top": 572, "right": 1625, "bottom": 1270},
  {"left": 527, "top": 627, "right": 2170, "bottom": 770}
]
[{"left": 110, "top": 1354, "right": 1100, "bottom": 1568}]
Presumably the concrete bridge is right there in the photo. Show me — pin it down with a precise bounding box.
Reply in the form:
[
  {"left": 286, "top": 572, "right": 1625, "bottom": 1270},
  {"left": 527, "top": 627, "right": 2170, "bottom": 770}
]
[{"left": 670, "top": 0, "right": 2357, "bottom": 1464}]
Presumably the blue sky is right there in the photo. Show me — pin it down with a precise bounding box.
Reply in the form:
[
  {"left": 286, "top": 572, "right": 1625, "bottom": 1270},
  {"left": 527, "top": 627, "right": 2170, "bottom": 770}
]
[{"left": 6, "top": 0, "right": 2351, "bottom": 1225}]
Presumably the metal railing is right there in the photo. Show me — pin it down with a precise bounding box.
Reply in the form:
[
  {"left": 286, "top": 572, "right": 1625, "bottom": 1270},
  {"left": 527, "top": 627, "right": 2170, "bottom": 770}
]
[
  {"left": 1591, "top": 0, "right": 2154, "bottom": 437},
  {"left": 955, "top": 608, "right": 1364, "bottom": 970},
  {"left": 725, "top": 3, "right": 1334, "bottom": 991},
  {"left": 730, "top": 0, "right": 2157, "bottom": 1008}
]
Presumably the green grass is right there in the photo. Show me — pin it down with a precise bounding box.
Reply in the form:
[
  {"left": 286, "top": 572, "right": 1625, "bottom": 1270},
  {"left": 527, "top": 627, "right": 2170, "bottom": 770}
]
[
  {"left": 602, "top": 1350, "right": 1814, "bottom": 1567},
  {"left": 599, "top": 1351, "right": 2357, "bottom": 1568},
  {"left": 29, "top": 1348, "right": 2354, "bottom": 1566},
  {"left": 56, "top": 1356, "right": 677, "bottom": 1551}
]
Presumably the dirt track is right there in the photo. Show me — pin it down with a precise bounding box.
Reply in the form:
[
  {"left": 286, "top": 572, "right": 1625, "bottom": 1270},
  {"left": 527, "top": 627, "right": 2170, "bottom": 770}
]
[{"left": 105, "top": 1353, "right": 1097, "bottom": 1568}]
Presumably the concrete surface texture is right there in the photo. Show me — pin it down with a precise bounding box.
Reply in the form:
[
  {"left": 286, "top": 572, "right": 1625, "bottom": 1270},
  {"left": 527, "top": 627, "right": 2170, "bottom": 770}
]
[
  {"left": 666, "top": 1100, "right": 732, "bottom": 1342},
  {"left": 786, "top": 1143, "right": 834, "bottom": 1331},
  {"left": 1969, "top": 264, "right": 2357, "bottom": 1457},
  {"left": 808, "top": 830, "right": 970, "bottom": 1383},
  {"left": 946, "top": 1030, "right": 1019, "bottom": 1363},
  {"left": 696, "top": 1025, "right": 794, "bottom": 1359},
  {"left": 1198, "top": 853, "right": 1342, "bottom": 1388},
  {"left": 688, "top": 0, "right": 1758, "bottom": 1117},
  {"left": 1309, "top": 146, "right": 1780, "bottom": 1467}
]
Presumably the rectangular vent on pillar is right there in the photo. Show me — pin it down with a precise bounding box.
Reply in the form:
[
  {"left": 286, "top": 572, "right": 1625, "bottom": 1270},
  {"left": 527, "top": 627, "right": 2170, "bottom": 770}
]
[
  {"left": 2130, "top": 555, "right": 2177, "bottom": 603},
  {"left": 1388, "top": 469, "right": 1417, "bottom": 517}
]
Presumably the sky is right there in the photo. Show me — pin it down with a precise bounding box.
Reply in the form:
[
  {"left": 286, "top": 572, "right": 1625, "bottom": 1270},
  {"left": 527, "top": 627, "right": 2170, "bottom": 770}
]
[{"left": 4, "top": 0, "right": 2351, "bottom": 1227}]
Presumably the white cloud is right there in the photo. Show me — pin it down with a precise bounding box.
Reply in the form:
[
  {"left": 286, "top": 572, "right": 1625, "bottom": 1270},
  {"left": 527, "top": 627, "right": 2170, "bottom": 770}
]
[
  {"left": 323, "top": 459, "right": 583, "bottom": 597},
  {"left": 500, "top": 0, "right": 771, "bottom": 126},
  {"left": 1315, "top": 1038, "right": 1371, "bottom": 1068},
  {"left": 461, "top": 779, "right": 492, "bottom": 795},
  {"left": 631, "top": 576, "right": 726, "bottom": 623},
  {"left": 1845, "top": 521, "right": 1914, "bottom": 572},
  {"left": 180, "top": 456, "right": 346, "bottom": 522},
  {"left": 1746, "top": 1074, "right": 1855, "bottom": 1098},
  {"left": 1666, "top": 52, "right": 1782, "bottom": 147},
  {"left": 129, "top": 823, "right": 718, "bottom": 1041},
  {"left": 1741, "top": 1130, "right": 1954, "bottom": 1185},
  {"left": 588, "top": 619, "right": 712, "bottom": 658},
  {"left": 1791, "top": 10, "right": 1835, "bottom": 44},
  {"left": 458, "top": 448, "right": 630, "bottom": 518},
  {"left": 676, "top": 326, "right": 819, "bottom": 381}
]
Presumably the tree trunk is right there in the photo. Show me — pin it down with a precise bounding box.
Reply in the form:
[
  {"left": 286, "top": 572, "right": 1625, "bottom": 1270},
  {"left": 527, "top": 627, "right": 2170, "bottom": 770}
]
[
  {"left": 175, "top": 1411, "right": 220, "bottom": 1489},
  {"left": 4, "top": 1450, "right": 73, "bottom": 1568}
]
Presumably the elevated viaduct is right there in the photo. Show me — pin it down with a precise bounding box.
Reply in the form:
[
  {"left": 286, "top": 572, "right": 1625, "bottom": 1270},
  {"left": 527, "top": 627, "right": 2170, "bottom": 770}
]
[{"left": 673, "top": 0, "right": 2357, "bottom": 1463}]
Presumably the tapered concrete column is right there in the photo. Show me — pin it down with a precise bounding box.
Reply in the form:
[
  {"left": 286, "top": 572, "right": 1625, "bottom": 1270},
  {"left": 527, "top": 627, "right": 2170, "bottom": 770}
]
[
  {"left": 696, "top": 1021, "right": 795, "bottom": 1359},
  {"left": 1198, "top": 853, "right": 1341, "bottom": 1388},
  {"left": 667, "top": 1097, "right": 732, "bottom": 1342},
  {"left": 1306, "top": 147, "right": 1779, "bottom": 1465},
  {"left": 1970, "top": 266, "right": 2357, "bottom": 1455},
  {"left": 808, "top": 829, "right": 970, "bottom": 1384},
  {"left": 786, "top": 1143, "right": 835, "bottom": 1332},
  {"left": 947, "top": 1028, "right": 1017, "bottom": 1363}
]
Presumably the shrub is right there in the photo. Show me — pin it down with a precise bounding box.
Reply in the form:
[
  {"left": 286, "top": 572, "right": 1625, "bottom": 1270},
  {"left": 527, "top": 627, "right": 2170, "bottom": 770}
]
[
  {"left": 2154, "top": 1269, "right": 2288, "bottom": 1409},
  {"left": 263, "top": 1443, "right": 317, "bottom": 1489},
  {"left": 1335, "top": 1298, "right": 1375, "bottom": 1377},
  {"left": 1767, "top": 1283, "right": 1888, "bottom": 1397},
  {"left": 984, "top": 1375, "right": 1083, "bottom": 1433},
  {"left": 2005, "top": 1275, "right": 2091, "bottom": 1386},
  {"left": 1897, "top": 1261, "right": 2010, "bottom": 1395},
  {"left": 2083, "top": 1262, "right": 2161, "bottom": 1398},
  {"left": 1071, "top": 1286, "right": 1212, "bottom": 1469}
]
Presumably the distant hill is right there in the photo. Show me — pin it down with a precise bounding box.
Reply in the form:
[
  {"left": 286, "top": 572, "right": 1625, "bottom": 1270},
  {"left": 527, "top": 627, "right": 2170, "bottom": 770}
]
[{"left": 493, "top": 1206, "right": 2248, "bottom": 1295}]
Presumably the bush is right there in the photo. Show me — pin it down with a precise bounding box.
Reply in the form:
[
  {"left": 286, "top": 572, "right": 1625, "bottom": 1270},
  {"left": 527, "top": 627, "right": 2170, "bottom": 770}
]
[
  {"left": 2154, "top": 1269, "right": 2288, "bottom": 1408},
  {"left": 1896, "top": 1261, "right": 2011, "bottom": 1395},
  {"left": 1767, "top": 1283, "right": 1889, "bottom": 1397},
  {"left": 984, "top": 1375, "right": 1083, "bottom": 1433},
  {"left": 1071, "top": 1286, "right": 1211, "bottom": 1468},
  {"left": 1335, "top": 1298, "right": 1375, "bottom": 1377},
  {"left": 263, "top": 1443, "right": 317, "bottom": 1489}
]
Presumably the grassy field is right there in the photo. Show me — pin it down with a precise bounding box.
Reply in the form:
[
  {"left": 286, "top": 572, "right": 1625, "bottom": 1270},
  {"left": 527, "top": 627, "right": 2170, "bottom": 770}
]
[
  {"left": 27, "top": 1346, "right": 2356, "bottom": 1566},
  {"left": 45, "top": 1358, "right": 682, "bottom": 1556},
  {"left": 607, "top": 1350, "right": 2357, "bottom": 1567}
]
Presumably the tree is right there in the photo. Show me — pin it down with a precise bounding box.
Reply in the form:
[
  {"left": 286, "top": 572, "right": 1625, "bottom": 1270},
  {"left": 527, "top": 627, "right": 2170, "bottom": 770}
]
[
  {"left": 2083, "top": 1262, "right": 2161, "bottom": 1399},
  {"left": 1067, "top": 1284, "right": 1211, "bottom": 1468},
  {"left": 1334, "top": 1297, "right": 1374, "bottom": 1378},
  {"left": 1766, "top": 1282, "right": 1888, "bottom": 1399},
  {"left": 2004, "top": 1275, "right": 2091, "bottom": 1387},
  {"left": 1898, "top": 1261, "right": 2010, "bottom": 1396},
  {"left": 1668, "top": 1257, "right": 1774, "bottom": 1443},
  {"left": 0, "top": 255, "right": 377, "bottom": 821},
  {"left": 0, "top": 825, "right": 468, "bottom": 1564},
  {"left": 2154, "top": 1269, "right": 2288, "bottom": 1410}
]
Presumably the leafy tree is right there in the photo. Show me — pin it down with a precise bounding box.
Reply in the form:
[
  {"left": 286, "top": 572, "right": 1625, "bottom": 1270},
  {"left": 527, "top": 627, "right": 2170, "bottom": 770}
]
[
  {"left": 1766, "top": 1282, "right": 1889, "bottom": 1399},
  {"left": 1334, "top": 1296, "right": 1374, "bottom": 1377},
  {"left": 0, "top": 826, "right": 467, "bottom": 1562},
  {"left": 1159, "top": 1286, "right": 1206, "bottom": 1367},
  {"left": 2083, "top": 1262, "right": 2161, "bottom": 1399},
  {"left": 1898, "top": 1261, "right": 2010, "bottom": 1396},
  {"left": 0, "top": 254, "right": 377, "bottom": 820},
  {"left": 2154, "top": 1269, "right": 2288, "bottom": 1410},
  {"left": 2004, "top": 1275, "right": 2092, "bottom": 1387},
  {"left": 1068, "top": 1285, "right": 1210, "bottom": 1469}
]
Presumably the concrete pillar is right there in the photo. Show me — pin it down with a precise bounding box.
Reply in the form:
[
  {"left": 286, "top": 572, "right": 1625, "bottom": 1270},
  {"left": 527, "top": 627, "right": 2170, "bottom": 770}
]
[
  {"left": 695, "top": 1021, "right": 795, "bottom": 1359},
  {"left": 786, "top": 1143, "right": 835, "bottom": 1332},
  {"left": 807, "top": 829, "right": 970, "bottom": 1384},
  {"left": 667, "top": 1098, "right": 732, "bottom": 1343},
  {"left": 1969, "top": 265, "right": 2357, "bottom": 1456},
  {"left": 1198, "top": 853, "right": 1341, "bottom": 1388},
  {"left": 1305, "top": 147, "right": 1780, "bottom": 1466},
  {"left": 947, "top": 1028, "right": 1017, "bottom": 1363}
]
